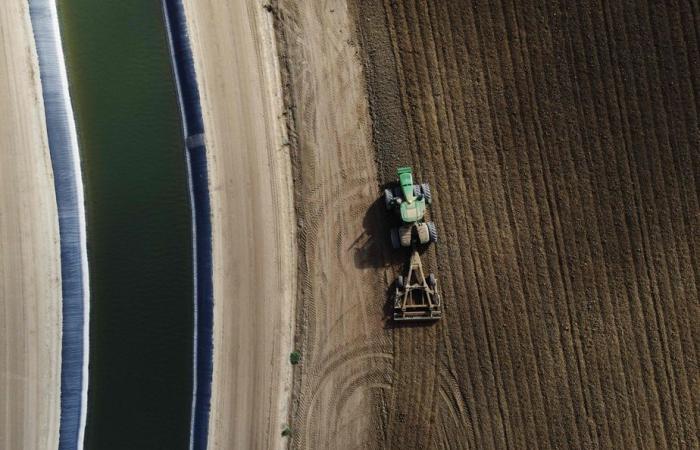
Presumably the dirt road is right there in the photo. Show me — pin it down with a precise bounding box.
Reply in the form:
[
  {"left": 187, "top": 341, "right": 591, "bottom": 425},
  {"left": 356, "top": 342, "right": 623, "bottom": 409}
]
[
  {"left": 274, "top": 0, "right": 396, "bottom": 448},
  {"left": 182, "top": 0, "right": 296, "bottom": 448},
  {"left": 0, "top": 1, "right": 61, "bottom": 449},
  {"left": 354, "top": 0, "right": 699, "bottom": 448}
]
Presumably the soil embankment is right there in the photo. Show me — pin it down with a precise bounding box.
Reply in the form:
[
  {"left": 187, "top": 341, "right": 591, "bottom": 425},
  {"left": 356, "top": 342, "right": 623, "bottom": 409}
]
[
  {"left": 182, "top": 0, "right": 296, "bottom": 448},
  {"left": 0, "top": 1, "right": 61, "bottom": 449},
  {"left": 354, "top": 0, "right": 699, "bottom": 448}
]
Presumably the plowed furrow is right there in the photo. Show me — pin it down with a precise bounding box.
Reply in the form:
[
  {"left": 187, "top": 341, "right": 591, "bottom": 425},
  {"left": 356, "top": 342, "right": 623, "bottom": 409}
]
[{"left": 351, "top": 0, "right": 700, "bottom": 448}]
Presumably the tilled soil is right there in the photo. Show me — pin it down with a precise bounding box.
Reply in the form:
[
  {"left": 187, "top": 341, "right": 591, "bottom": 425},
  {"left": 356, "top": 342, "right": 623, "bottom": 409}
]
[
  {"left": 276, "top": 0, "right": 698, "bottom": 448},
  {"left": 354, "top": 0, "right": 699, "bottom": 448}
]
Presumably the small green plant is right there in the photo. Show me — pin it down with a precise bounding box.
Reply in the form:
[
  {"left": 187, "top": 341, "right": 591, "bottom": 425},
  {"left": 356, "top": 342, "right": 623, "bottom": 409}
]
[
  {"left": 290, "top": 351, "right": 301, "bottom": 365},
  {"left": 281, "top": 426, "right": 292, "bottom": 437}
]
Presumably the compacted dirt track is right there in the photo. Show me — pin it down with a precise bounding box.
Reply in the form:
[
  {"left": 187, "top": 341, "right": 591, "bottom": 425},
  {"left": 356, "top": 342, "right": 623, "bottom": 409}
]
[
  {"left": 183, "top": 1, "right": 296, "bottom": 448},
  {"left": 352, "top": 0, "right": 699, "bottom": 448},
  {"left": 0, "top": 1, "right": 61, "bottom": 448},
  {"left": 274, "top": 0, "right": 395, "bottom": 448}
]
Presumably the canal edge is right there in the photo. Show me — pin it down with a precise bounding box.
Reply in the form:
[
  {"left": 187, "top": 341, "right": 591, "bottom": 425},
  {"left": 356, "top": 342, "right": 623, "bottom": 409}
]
[
  {"left": 27, "top": 1, "right": 90, "bottom": 449},
  {"left": 160, "top": 2, "right": 214, "bottom": 450}
]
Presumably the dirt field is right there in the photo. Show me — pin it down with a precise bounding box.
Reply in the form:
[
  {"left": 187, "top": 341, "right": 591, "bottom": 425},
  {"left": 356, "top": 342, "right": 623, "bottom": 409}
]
[
  {"left": 182, "top": 0, "right": 296, "bottom": 448},
  {"left": 0, "top": 1, "right": 61, "bottom": 449},
  {"left": 277, "top": 0, "right": 699, "bottom": 448},
  {"left": 274, "top": 0, "right": 394, "bottom": 448}
]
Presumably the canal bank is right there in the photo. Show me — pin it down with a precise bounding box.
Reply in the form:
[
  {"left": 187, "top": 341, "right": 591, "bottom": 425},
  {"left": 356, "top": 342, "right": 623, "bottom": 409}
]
[
  {"left": 57, "top": 0, "right": 194, "bottom": 448},
  {"left": 27, "top": 1, "right": 89, "bottom": 448},
  {"left": 161, "top": 1, "right": 213, "bottom": 449},
  {"left": 2, "top": 1, "right": 62, "bottom": 448},
  {"left": 181, "top": 0, "right": 297, "bottom": 447}
]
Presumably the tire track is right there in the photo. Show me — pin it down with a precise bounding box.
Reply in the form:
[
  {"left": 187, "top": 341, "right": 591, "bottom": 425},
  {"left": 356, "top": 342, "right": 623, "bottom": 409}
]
[{"left": 274, "top": 1, "right": 391, "bottom": 448}]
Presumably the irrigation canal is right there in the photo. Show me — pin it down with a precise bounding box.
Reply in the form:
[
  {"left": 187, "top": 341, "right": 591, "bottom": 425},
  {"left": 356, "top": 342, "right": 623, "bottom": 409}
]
[{"left": 57, "top": 1, "right": 193, "bottom": 448}]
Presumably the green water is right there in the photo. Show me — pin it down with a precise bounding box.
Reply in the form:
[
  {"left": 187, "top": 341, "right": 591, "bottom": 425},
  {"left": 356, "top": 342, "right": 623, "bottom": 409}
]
[{"left": 57, "top": 1, "right": 193, "bottom": 448}]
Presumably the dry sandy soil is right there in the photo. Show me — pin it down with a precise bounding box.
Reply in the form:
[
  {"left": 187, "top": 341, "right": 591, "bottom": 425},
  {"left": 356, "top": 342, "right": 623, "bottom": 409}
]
[
  {"left": 273, "top": 0, "right": 397, "bottom": 448},
  {"left": 188, "top": 1, "right": 392, "bottom": 447},
  {"left": 0, "top": 1, "right": 62, "bottom": 449},
  {"left": 182, "top": 0, "right": 296, "bottom": 448},
  {"left": 274, "top": 0, "right": 699, "bottom": 448}
]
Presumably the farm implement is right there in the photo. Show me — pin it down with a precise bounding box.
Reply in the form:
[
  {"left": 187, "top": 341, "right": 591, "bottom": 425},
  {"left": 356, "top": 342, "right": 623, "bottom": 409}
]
[{"left": 384, "top": 166, "right": 442, "bottom": 321}]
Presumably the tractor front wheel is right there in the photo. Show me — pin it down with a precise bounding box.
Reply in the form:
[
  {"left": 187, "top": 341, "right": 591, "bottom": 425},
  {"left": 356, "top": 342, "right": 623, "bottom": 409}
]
[
  {"left": 421, "top": 183, "right": 432, "bottom": 204},
  {"left": 427, "top": 221, "right": 438, "bottom": 243},
  {"left": 390, "top": 228, "right": 401, "bottom": 249},
  {"left": 384, "top": 189, "right": 394, "bottom": 210}
]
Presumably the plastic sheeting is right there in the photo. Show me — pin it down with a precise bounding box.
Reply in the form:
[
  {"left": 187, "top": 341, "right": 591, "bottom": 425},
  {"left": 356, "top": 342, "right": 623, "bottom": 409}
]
[
  {"left": 162, "top": 2, "right": 214, "bottom": 450},
  {"left": 27, "top": 1, "right": 89, "bottom": 449}
]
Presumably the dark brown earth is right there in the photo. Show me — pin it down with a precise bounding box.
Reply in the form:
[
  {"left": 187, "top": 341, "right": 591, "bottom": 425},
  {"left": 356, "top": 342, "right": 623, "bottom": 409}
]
[
  {"left": 278, "top": 0, "right": 699, "bottom": 448},
  {"left": 355, "top": 0, "right": 699, "bottom": 448}
]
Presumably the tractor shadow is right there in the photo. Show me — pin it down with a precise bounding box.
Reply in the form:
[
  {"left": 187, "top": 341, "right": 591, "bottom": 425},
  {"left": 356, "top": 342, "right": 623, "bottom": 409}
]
[
  {"left": 349, "top": 183, "right": 433, "bottom": 328},
  {"left": 352, "top": 183, "right": 434, "bottom": 270}
]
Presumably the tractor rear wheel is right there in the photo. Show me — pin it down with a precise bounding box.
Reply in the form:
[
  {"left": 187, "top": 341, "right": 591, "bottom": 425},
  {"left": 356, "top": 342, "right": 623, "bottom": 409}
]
[
  {"left": 428, "top": 273, "right": 436, "bottom": 287},
  {"left": 384, "top": 189, "right": 394, "bottom": 210},
  {"left": 415, "top": 223, "right": 430, "bottom": 244},
  {"left": 427, "top": 221, "right": 438, "bottom": 243},
  {"left": 390, "top": 228, "right": 401, "bottom": 249},
  {"left": 397, "top": 275, "right": 405, "bottom": 289},
  {"left": 421, "top": 183, "right": 432, "bottom": 204}
]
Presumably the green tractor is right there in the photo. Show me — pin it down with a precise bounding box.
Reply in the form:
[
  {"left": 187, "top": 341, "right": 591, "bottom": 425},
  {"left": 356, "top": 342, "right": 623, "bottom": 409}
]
[
  {"left": 384, "top": 166, "right": 437, "bottom": 249},
  {"left": 384, "top": 167, "right": 442, "bottom": 321}
]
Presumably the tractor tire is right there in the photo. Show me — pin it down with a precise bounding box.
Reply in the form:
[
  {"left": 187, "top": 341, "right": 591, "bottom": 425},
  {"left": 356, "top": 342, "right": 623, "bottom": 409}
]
[
  {"left": 397, "top": 275, "right": 405, "bottom": 289},
  {"left": 421, "top": 183, "right": 432, "bottom": 204},
  {"left": 428, "top": 273, "right": 436, "bottom": 287},
  {"left": 413, "top": 184, "right": 421, "bottom": 197},
  {"left": 427, "top": 221, "right": 438, "bottom": 243},
  {"left": 384, "top": 189, "right": 394, "bottom": 210},
  {"left": 393, "top": 186, "right": 402, "bottom": 198},
  {"left": 399, "top": 225, "right": 413, "bottom": 247},
  {"left": 390, "top": 228, "right": 401, "bottom": 249},
  {"left": 416, "top": 222, "right": 430, "bottom": 244}
]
